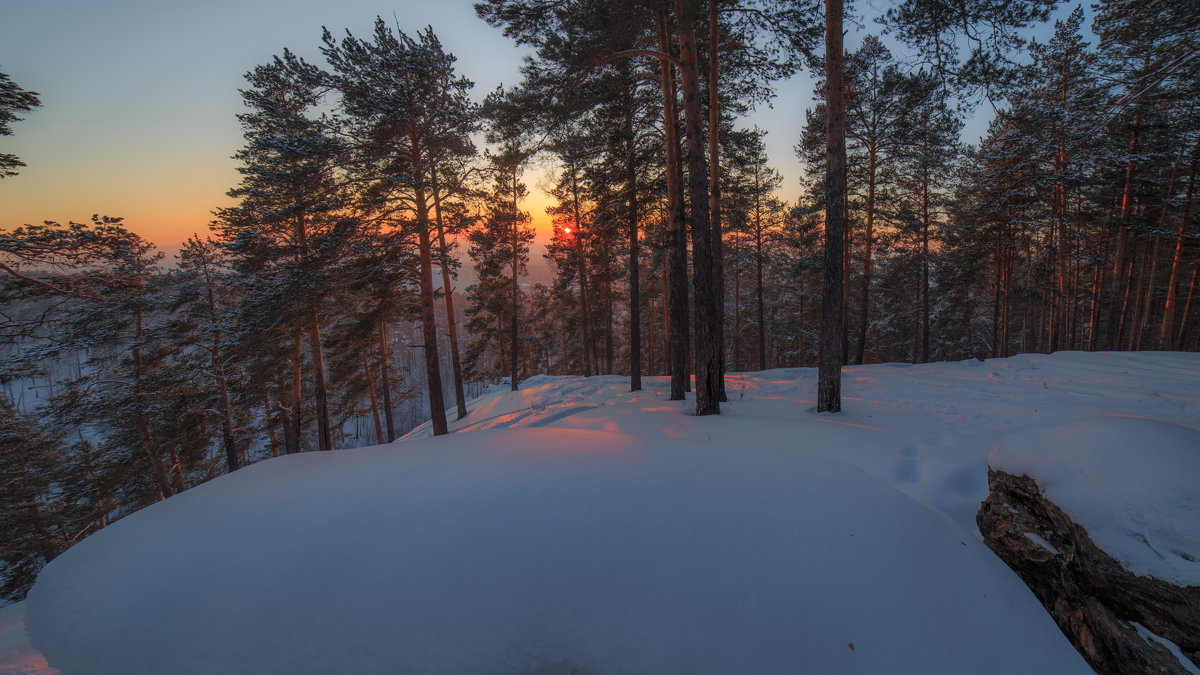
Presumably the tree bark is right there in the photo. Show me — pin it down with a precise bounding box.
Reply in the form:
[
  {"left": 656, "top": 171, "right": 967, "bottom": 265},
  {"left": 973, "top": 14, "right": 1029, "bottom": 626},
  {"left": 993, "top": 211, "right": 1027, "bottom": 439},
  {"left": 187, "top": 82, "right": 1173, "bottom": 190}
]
[
  {"left": 294, "top": 213, "right": 332, "bottom": 451},
  {"left": 509, "top": 162, "right": 521, "bottom": 392},
  {"left": 675, "top": 0, "right": 720, "bottom": 416},
  {"left": 818, "top": 0, "right": 846, "bottom": 413},
  {"left": 362, "top": 352, "right": 384, "bottom": 445},
  {"left": 289, "top": 332, "right": 303, "bottom": 453},
  {"left": 1161, "top": 136, "right": 1198, "bottom": 349},
  {"left": 1106, "top": 115, "right": 1139, "bottom": 350},
  {"left": 415, "top": 175, "right": 449, "bottom": 436},
  {"left": 624, "top": 77, "right": 643, "bottom": 391},
  {"left": 921, "top": 158, "right": 931, "bottom": 363},
  {"left": 569, "top": 161, "right": 596, "bottom": 377},
  {"left": 378, "top": 321, "right": 395, "bottom": 441},
  {"left": 708, "top": 0, "right": 727, "bottom": 402},
  {"left": 659, "top": 7, "right": 690, "bottom": 401},
  {"left": 431, "top": 174, "right": 469, "bottom": 420},
  {"left": 855, "top": 143, "right": 877, "bottom": 365}
]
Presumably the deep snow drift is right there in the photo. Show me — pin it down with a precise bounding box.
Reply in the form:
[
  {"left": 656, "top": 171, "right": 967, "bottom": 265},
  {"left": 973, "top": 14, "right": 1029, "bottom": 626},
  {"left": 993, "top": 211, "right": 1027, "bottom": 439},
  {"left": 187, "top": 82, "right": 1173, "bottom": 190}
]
[{"left": 16, "top": 351, "right": 1200, "bottom": 674}]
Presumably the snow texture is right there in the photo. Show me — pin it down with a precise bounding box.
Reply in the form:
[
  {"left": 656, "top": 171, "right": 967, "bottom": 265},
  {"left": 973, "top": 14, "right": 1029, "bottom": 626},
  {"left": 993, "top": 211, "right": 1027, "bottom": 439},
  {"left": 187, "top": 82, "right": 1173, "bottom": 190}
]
[
  {"left": 990, "top": 416, "right": 1200, "bottom": 586},
  {"left": 0, "top": 603, "right": 57, "bottom": 675},
  {"left": 1131, "top": 621, "right": 1200, "bottom": 675},
  {"left": 18, "top": 350, "right": 1200, "bottom": 674}
]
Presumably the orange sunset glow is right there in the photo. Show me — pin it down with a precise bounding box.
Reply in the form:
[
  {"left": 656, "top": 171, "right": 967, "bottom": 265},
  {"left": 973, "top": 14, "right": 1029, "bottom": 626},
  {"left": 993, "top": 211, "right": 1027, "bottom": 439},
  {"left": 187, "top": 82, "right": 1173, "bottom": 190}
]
[{"left": 0, "top": 2, "right": 806, "bottom": 255}]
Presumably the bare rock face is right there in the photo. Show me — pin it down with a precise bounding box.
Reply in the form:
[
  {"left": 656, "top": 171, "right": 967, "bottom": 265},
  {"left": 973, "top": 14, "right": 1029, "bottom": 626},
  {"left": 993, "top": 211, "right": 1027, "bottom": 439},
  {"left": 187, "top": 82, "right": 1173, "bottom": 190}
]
[{"left": 978, "top": 469, "right": 1200, "bottom": 675}]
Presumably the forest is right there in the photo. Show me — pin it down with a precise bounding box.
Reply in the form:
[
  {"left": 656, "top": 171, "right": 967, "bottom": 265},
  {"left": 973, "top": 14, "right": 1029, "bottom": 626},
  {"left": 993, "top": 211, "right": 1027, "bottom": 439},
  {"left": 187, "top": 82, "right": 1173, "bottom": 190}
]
[{"left": 0, "top": 0, "right": 1197, "bottom": 602}]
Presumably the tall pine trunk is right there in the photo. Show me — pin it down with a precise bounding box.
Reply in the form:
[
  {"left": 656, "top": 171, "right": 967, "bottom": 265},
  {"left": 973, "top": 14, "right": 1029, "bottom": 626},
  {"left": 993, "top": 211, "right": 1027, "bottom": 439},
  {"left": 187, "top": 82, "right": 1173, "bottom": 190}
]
[
  {"left": 509, "top": 163, "right": 521, "bottom": 392},
  {"left": 624, "top": 78, "right": 642, "bottom": 391},
  {"left": 855, "top": 143, "right": 877, "bottom": 365},
  {"left": 1161, "top": 135, "right": 1198, "bottom": 348},
  {"left": 659, "top": 8, "right": 690, "bottom": 401},
  {"left": 569, "top": 161, "right": 596, "bottom": 377},
  {"left": 675, "top": 0, "right": 720, "bottom": 416},
  {"left": 414, "top": 172, "right": 449, "bottom": 436},
  {"left": 378, "top": 321, "right": 395, "bottom": 441},
  {"left": 1106, "top": 114, "right": 1139, "bottom": 350},
  {"left": 818, "top": 0, "right": 846, "bottom": 412},
  {"left": 431, "top": 175, "right": 468, "bottom": 420},
  {"left": 294, "top": 213, "right": 332, "bottom": 451},
  {"left": 708, "top": 0, "right": 726, "bottom": 401}
]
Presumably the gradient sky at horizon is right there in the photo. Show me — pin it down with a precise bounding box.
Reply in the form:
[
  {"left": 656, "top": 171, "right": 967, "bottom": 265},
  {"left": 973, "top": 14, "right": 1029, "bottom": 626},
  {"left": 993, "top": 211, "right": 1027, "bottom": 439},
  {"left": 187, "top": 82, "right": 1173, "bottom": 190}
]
[{"left": 1, "top": 0, "right": 1081, "bottom": 254}]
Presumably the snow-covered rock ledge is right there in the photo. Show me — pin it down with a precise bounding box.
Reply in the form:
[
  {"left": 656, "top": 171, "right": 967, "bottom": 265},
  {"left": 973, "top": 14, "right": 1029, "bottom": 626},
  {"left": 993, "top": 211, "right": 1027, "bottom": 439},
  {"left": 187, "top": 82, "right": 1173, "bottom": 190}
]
[{"left": 978, "top": 416, "right": 1200, "bottom": 675}]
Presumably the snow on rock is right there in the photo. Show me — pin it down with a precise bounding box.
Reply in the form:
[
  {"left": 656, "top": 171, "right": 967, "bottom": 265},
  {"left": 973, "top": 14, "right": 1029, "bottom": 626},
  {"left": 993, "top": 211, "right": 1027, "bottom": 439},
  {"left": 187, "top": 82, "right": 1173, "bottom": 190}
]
[
  {"left": 988, "top": 416, "right": 1200, "bottom": 587},
  {"left": 27, "top": 428, "right": 1088, "bottom": 674}
]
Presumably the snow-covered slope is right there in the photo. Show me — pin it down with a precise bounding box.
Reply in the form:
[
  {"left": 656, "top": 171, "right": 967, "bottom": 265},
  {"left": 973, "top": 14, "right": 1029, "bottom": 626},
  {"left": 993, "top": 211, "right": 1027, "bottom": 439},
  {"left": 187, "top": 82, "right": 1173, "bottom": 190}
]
[{"left": 17, "top": 352, "right": 1200, "bottom": 674}]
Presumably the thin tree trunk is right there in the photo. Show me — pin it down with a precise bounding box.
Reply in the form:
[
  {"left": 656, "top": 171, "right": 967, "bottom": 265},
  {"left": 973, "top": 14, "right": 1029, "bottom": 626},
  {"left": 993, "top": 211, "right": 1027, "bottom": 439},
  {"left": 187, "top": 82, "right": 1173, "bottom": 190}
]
[
  {"left": 818, "top": 0, "right": 845, "bottom": 412},
  {"left": 289, "top": 332, "right": 303, "bottom": 452},
  {"left": 307, "top": 295, "right": 332, "bottom": 450},
  {"left": 362, "top": 352, "right": 384, "bottom": 445},
  {"left": 855, "top": 144, "right": 877, "bottom": 365},
  {"left": 431, "top": 174, "right": 468, "bottom": 420},
  {"left": 378, "top": 321, "right": 395, "bottom": 441},
  {"left": 265, "top": 393, "right": 281, "bottom": 458},
  {"left": 132, "top": 307, "right": 172, "bottom": 499},
  {"left": 294, "top": 213, "right": 332, "bottom": 451},
  {"left": 509, "top": 163, "right": 521, "bottom": 392},
  {"left": 566, "top": 159, "right": 595, "bottom": 376},
  {"left": 733, "top": 232, "right": 742, "bottom": 372},
  {"left": 1161, "top": 135, "right": 1198, "bottom": 348},
  {"left": 415, "top": 174, "right": 449, "bottom": 436},
  {"left": 755, "top": 200, "right": 767, "bottom": 372},
  {"left": 659, "top": 7, "right": 690, "bottom": 401},
  {"left": 921, "top": 162, "right": 930, "bottom": 363},
  {"left": 1106, "top": 115, "right": 1139, "bottom": 349},
  {"left": 199, "top": 265, "right": 240, "bottom": 472},
  {"left": 624, "top": 78, "right": 642, "bottom": 391},
  {"left": 1178, "top": 266, "right": 1199, "bottom": 348}
]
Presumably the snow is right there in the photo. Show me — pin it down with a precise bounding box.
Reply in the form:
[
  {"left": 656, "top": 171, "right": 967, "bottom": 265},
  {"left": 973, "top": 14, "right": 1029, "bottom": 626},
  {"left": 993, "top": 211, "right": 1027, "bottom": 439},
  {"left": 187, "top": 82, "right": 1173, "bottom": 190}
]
[
  {"left": 14, "top": 351, "right": 1200, "bottom": 674},
  {"left": 1131, "top": 621, "right": 1200, "bottom": 675},
  {"left": 0, "top": 604, "right": 57, "bottom": 675},
  {"left": 990, "top": 416, "right": 1200, "bottom": 586}
]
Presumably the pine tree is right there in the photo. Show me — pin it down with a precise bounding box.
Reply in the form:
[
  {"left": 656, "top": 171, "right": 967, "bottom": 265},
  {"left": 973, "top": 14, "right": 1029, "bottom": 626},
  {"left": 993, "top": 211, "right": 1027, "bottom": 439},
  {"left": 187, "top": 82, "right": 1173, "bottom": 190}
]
[
  {"left": 314, "top": 20, "right": 479, "bottom": 436},
  {"left": 0, "top": 69, "right": 41, "bottom": 179},
  {"left": 216, "top": 57, "right": 346, "bottom": 451},
  {"left": 466, "top": 145, "right": 535, "bottom": 388}
]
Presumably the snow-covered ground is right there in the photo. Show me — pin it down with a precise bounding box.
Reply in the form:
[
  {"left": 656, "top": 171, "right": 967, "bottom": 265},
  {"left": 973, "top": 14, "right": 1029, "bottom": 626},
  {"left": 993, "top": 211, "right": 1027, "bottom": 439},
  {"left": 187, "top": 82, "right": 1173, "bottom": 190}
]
[{"left": 9, "top": 351, "right": 1200, "bottom": 674}]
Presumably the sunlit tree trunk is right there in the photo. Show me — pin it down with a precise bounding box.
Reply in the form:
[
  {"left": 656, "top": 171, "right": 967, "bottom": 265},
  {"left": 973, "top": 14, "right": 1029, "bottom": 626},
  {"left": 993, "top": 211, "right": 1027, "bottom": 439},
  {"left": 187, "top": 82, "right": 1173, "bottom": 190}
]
[
  {"left": 1106, "top": 114, "right": 1139, "bottom": 350},
  {"left": 1161, "top": 136, "right": 1198, "bottom": 348}
]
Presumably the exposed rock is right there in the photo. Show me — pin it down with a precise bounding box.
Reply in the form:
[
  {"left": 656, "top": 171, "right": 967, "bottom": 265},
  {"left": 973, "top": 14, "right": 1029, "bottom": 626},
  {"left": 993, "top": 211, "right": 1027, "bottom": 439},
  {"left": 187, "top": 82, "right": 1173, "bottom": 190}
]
[{"left": 978, "top": 469, "right": 1200, "bottom": 675}]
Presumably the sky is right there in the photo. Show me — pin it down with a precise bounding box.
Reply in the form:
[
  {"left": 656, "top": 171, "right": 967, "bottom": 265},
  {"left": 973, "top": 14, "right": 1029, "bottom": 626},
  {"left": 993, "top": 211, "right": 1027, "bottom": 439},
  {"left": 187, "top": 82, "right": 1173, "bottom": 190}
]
[{"left": 0, "top": 0, "right": 1079, "bottom": 254}]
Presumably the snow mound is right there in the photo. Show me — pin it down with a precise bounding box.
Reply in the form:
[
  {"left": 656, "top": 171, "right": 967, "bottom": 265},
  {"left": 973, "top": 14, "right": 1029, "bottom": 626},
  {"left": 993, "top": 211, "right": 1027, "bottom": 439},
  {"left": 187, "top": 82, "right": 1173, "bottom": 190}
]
[
  {"left": 28, "top": 428, "right": 1087, "bottom": 674},
  {"left": 989, "top": 416, "right": 1200, "bottom": 586}
]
